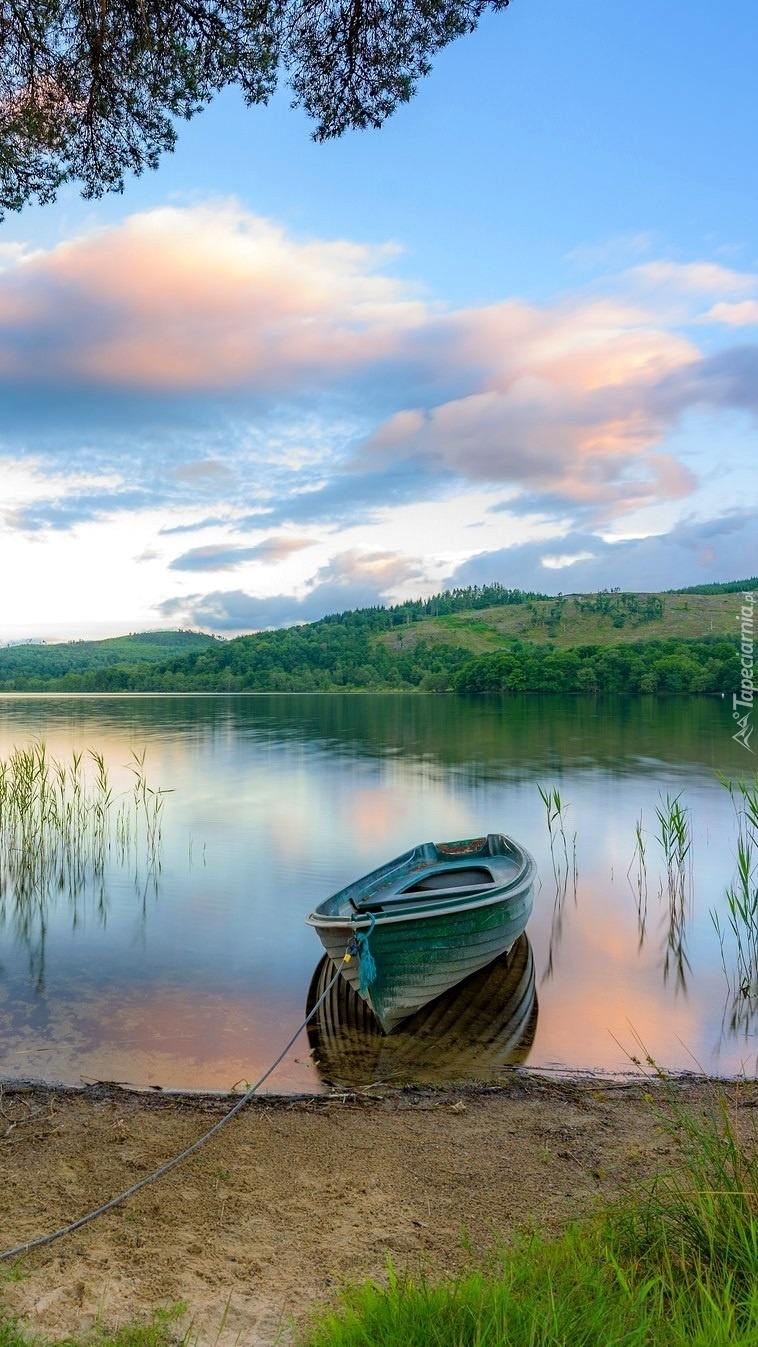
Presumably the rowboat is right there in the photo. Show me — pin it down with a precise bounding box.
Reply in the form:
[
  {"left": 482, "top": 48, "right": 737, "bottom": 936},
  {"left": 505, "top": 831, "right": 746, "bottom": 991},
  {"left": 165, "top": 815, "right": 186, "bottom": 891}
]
[
  {"left": 305, "top": 833, "right": 535, "bottom": 1033},
  {"left": 306, "top": 933, "right": 537, "bottom": 1088}
]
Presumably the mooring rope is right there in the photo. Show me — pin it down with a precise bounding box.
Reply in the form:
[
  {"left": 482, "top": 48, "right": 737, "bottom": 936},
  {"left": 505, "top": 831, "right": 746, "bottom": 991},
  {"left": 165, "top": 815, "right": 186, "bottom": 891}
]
[{"left": 0, "top": 951, "right": 352, "bottom": 1263}]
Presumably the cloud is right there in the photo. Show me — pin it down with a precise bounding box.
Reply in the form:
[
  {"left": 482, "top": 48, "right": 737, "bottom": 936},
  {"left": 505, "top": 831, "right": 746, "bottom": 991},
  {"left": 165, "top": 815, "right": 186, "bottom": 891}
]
[
  {"left": 159, "top": 515, "right": 233, "bottom": 536},
  {"left": 250, "top": 455, "right": 455, "bottom": 529},
  {"left": 703, "top": 300, "right": 758, "bottom": 327},
  {"left": 541, "top": 551, "right": 596, "bottom": 570},
  {"left": 658, "top": 345, "right": 758, "bottom": 416},
  {"left": 447, "top": 510, "right": 757, "bottom": 595},
  {"left": 171, "top": 460, "right": 237, "bottom": 488},
  {"left": 355, "top": 297, "right": 701, "bottom": 516},
  {"left": 169, "top": 536, "right": 313, "bottom": 571},
  {"left": 627, "top": 261, "right": 757, "bottom": 297},
  {"left": 0, "top": 201, "right": 428, "bottom": 397},
  {"left": 158, "top": 549, "right": 429, "bottom": 632},
  {"left": 1, "top": 200, "right": 757, "bottom": 572},
  {"left": 4, "top": 489, "right": 154, "bottom": 533},
  {"left": 565, "top": 233, "right": 658, "bottom": 272},
  {"left": 315, "top": 549, "right": 427, "bottom": 590}
]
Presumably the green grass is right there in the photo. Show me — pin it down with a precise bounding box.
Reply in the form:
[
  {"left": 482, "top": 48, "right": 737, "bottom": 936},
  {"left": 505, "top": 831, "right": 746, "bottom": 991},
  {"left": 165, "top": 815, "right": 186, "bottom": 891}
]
[
  {"left": 0, "top": 1304, "right": 199, "bottom": 1347},
  {"left": 297, "top": 1078, "right": 758, "bottom": 1347},
  {"left": 381, "top": 591, "right": 739, "bottom": 656},
  {"left": 0, "top": 1307, "right": 185, "bottom": 1347}
]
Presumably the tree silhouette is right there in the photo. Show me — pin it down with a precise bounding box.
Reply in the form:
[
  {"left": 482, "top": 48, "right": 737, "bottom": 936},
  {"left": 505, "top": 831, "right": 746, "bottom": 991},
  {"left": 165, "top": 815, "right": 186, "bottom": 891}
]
[{"left": 0, "top": 0, "right": 510, "bottom": 216}]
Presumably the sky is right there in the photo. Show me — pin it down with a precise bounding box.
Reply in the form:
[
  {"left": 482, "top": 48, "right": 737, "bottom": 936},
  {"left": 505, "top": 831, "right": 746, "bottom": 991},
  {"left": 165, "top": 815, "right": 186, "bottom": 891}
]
[{"left": 0, "top": 0, "right": 757, "bottom": 642}]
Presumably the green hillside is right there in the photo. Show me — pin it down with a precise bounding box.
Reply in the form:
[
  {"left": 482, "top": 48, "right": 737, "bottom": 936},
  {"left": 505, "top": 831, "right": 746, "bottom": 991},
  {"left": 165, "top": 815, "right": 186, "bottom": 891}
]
[
  {"left": 0, "top": 630, "right": 218, "bottom": 687},
  {"left": 0, "top": 581, "right": 752, "bottom": 695},
  {"left": 377, "top": 589, "right": 744, "bottom": 656}
]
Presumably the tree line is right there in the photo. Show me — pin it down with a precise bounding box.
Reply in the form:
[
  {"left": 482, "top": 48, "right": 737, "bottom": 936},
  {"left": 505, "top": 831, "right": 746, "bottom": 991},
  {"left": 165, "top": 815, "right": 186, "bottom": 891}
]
[
  {"left": 1, "top": 629, "right": 739, "bottom": 696},
  {"left": 450, "top": 638, "right": 738, "bottom": 696}
]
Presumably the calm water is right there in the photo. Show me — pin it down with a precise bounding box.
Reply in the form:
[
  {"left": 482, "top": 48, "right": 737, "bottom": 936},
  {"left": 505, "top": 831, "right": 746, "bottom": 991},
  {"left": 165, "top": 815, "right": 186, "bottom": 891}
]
[{"left": 0, "top": 693, "right": 753, "bottom": 1092}]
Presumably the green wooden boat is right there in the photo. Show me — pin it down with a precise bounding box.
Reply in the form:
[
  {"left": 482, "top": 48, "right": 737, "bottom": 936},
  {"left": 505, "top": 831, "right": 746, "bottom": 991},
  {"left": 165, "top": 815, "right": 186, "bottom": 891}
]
[
  {"left": 306, "top": 933, "right": 537, "bottom": 1087},
  {"left": 305, "top": 833, "right": 535, "bottom": 1033}
]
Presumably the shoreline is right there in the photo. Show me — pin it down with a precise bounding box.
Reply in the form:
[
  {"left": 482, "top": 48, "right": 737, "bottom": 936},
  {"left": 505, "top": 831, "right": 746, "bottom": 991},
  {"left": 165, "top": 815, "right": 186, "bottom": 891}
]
[{"left": 2, "top": 1074, "right": 754, "bottom": 1347}]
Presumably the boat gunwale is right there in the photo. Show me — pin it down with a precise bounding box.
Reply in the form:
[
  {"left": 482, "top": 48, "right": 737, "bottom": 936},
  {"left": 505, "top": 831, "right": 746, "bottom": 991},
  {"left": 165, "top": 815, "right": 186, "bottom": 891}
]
[{"left": 305, "top": 857, "right": 535, "bottom": 929}]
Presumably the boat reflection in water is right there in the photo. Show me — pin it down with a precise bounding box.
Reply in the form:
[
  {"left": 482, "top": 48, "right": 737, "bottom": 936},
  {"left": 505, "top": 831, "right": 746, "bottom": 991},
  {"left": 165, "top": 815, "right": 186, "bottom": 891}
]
[{"left": 306, "top": 933, "right": 537, "bottom": 1089}]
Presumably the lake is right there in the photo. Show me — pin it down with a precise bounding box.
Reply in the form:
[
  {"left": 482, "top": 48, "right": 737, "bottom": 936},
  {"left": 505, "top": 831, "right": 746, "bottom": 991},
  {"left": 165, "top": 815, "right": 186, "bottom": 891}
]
[{"left": 0, "top": 693, "right": 753, "bottom": 1092}]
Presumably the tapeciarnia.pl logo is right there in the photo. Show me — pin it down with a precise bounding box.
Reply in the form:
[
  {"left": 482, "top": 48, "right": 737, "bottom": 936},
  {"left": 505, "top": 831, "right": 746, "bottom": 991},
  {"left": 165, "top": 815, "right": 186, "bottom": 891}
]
[{"left": 733, "top": 591, "right": 755, "bottom": 752}]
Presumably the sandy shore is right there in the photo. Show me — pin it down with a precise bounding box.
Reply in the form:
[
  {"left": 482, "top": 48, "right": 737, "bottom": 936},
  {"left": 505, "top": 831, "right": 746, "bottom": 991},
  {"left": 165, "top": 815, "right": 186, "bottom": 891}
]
[{"left": 0, "top": 1075, "right": 751, "bottom": 1346}]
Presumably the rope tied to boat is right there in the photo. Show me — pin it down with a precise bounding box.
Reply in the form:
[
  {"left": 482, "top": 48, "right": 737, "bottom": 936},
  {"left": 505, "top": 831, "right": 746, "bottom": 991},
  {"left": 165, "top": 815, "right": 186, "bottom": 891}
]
[
  {"left": 350, "top": 909, "right": 377, "bottom": 996},
  {"left": 0, "top": 946, "right": 354, "bottom": 1266}
]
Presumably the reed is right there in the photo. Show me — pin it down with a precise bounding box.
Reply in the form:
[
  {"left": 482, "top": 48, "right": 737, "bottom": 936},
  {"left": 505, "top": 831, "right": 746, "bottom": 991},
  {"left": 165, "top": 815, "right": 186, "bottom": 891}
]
[
  {"left": 116, "top": 748, "right": 171, "bottom": 867},
  {"left": 0, "top": 740, "right": 169, "bottom": 969},
  {"left": 712, "top": 775, "right": 758, "bottom": 1010},
  {"left": 628, "top": 810, "right": 649, "bottom": 950},
  {"left": 655, "top": 791, "right": 692, "bottom": 906},
  {"left": 653, "top": 792, "right": 692, "bottom": 992},
  {"left": 537, "top": 784, "right": 571, "bottom": 883},
  {"left": 537, "top": 784, "right": 577, "bottom": 983}
]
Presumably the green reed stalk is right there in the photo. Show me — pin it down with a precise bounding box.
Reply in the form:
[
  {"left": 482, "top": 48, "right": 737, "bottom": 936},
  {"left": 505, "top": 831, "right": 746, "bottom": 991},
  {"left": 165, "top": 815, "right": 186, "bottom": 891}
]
[
  {"left": 537, "top": 783, "right": 571, "bottom": 883},
  {"left": 712, "top": 775, "right": 758, "bottom": 1003},
  {"left": 654, "top": 793, "right": 692, "bottom": 993},
  {"left": 0, "top": 740, "right": 169, "bottom": 940},
  {"left": 628, "top": 811, "right": 649, "bottom": 949},
  {"left": 538, "top": 784, "right": 576, "bottom": 983},
  {"left": 655, "top": 791, "right": 692, "bottom": 908},
  {"left": 125, "top": 748, "right": 171, "bottom": 866}
]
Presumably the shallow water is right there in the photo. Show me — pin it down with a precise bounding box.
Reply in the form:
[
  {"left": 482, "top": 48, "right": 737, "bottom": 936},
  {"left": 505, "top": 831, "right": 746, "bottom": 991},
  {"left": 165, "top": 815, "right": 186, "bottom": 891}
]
[{"left": 0, "top": 692, "right": 752, "bottom": 1090}]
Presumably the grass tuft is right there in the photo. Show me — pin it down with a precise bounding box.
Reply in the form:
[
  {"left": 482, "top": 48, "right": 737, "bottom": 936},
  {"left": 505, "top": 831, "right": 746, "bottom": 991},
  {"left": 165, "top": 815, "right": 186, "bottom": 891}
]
[{"left": 297, "top": 1078, "right": 758, "bottom": 1347}]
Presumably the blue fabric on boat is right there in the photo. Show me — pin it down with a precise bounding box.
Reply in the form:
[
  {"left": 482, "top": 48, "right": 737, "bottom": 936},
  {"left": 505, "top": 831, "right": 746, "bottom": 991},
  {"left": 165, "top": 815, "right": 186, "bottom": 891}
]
[{"left": 356, "top": 911, "right": 377, "bottom": 995}]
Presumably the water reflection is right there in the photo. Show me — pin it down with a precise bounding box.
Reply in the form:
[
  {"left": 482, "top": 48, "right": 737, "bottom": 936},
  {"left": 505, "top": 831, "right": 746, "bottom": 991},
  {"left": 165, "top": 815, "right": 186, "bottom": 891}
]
[
  {"left": 0, "top": 691, "right": 742, "bottom": 777},
  {"left": 306, "top": 934, "right": 537, "bottom": 1088},
  {"left": 0, "top": 693, "right": 753, "bottom": 1087},
  {"left": 660, "top": 887, "right": 692, "bottom": 994}
]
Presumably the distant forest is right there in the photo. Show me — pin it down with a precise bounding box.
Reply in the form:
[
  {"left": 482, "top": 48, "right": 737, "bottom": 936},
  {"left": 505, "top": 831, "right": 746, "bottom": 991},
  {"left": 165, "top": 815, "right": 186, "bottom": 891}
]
[
  {"left": 668, "top": 578, "right": 757, "bottom": 595},
  {"left": 0, "top": 581, "right": 745, "bottom": 696},
  {"left": 449, "top": 638, "right": 737, "bottom": 696}
]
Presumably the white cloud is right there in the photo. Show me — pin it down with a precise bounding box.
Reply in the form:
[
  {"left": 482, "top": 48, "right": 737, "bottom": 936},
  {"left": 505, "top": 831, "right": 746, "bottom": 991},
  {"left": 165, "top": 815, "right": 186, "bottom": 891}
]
[
  {"left": 0, "top": 203, "right": 756, "bottom": 635},
  {"left": 703, "top": 300, "right": 758, "bottom": 327}
]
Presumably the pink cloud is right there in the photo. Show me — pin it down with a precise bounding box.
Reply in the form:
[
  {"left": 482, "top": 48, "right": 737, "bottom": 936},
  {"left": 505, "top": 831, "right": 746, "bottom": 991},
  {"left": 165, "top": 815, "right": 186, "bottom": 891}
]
[
  {"left": 0, "top": 201, "right": 428, "bottom": 391},
  {"left": 359, "top": 298, "right": 700, "bottom": 514},
  {"left": 704, "top": 300, "right": 758, "bottom": 326},
  {"left": 0, "top": 201, "right": 750, "bottom": 521},
  {"left": 315, "top": 549, "right": 428, "bottom": 590}
]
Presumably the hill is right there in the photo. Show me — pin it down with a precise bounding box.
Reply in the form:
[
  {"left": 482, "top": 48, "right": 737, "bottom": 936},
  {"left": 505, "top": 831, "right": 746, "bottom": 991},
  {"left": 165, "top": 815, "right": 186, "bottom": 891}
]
[
  {"left": 376, "top": 588, "right": 744, "bottom": 656},
  {"left": 0, "top": 581, "right": 752, "bottom": 695},
  {"left": 0, "top": 630, "right": 219, "bottom": 687}
]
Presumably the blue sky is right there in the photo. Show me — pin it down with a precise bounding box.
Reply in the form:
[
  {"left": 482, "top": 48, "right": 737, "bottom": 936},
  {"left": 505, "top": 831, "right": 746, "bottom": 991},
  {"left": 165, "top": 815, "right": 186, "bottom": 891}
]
[{"left": 0, "top": 0, "right": 756, "bottom": 640}]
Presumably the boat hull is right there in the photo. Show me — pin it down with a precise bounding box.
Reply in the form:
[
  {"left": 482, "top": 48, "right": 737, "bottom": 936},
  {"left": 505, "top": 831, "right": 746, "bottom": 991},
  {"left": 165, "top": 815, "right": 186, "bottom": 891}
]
[
  {"left": 306, "top": 833, "right": 535, "bottom": 1033},
  {"left": 307, "top": 933, "right": 537, "bottom": 1087}
]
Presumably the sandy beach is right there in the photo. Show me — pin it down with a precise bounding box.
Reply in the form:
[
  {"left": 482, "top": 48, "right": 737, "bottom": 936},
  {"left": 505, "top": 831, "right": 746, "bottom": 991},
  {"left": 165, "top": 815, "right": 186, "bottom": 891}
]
[{"left": 1, "top": 1073, "right": 747, "bottom": 1346}]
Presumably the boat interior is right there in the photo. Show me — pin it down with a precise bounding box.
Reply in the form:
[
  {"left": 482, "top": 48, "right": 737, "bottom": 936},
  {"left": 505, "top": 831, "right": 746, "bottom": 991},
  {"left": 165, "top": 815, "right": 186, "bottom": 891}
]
[
  {"left": 353, "top": 864, "right": 503, "bottom": 912},
  {"left": 403, "top": 865, "right": 495, "bottom": 892}
]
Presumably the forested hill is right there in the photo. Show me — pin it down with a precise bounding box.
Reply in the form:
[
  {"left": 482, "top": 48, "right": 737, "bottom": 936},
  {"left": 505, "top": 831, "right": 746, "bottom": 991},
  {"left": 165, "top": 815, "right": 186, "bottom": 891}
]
[
  {"left": 0, "top": 630, "right": 218, "bottom": 683},
  {"left": 0, "top": 581, "right": 753, "bottom": 695}
]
